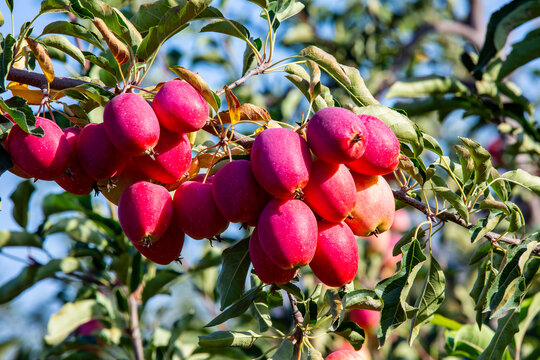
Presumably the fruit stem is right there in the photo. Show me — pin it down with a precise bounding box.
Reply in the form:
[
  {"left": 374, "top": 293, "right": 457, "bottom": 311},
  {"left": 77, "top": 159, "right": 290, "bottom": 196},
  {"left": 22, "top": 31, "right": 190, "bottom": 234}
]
[{"left": 351, "top": 133, "right": 363, "bottom": 144}]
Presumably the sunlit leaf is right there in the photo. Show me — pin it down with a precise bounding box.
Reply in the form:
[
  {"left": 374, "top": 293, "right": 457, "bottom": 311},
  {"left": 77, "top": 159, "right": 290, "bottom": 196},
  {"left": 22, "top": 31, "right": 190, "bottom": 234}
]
[{"left": 198, "top": 330, "right": 260, "bottom": 348}]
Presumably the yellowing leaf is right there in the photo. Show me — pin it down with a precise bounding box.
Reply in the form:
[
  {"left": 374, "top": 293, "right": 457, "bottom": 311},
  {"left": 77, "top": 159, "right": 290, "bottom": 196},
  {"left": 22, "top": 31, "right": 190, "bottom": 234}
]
[
  {"left": 215, "top": 103, "right": 271, "bottom": 125},
  {"left": 91, "top": 18, "right": 130, "bottom": 66},
  {"left": 224, "top": 87, "right": 241, "bottom": 124},
  {"left": 25, "top": 37, "right": 55, "bottom": 83},
  {"left": 7, "top": 82, "right": 64, "bottom": 105},
  {"left": 170, "top": 66, "right": 220, "bottom": 112}
]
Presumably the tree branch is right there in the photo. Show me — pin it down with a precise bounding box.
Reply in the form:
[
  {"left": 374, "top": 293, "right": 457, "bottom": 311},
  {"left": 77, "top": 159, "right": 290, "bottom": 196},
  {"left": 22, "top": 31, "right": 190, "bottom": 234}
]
[
  {"left": 7, "top": 68, "right": 100, "bottom": 91},
  {"left": 287, "top": 292, "right": 304, "bottom": 357},
  {"left": 215, "top": 61, "right": 271, "bottom": 96},
  {"left": 393, "top": 189, "right": 540, "bottom": 254},
  {"left": 128, "top": 287, "right": 144, "bottom": 360}
]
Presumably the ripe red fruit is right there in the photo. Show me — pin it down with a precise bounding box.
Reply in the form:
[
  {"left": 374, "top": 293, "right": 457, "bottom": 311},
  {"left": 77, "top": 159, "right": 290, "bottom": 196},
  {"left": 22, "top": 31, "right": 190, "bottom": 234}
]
[
  {"left": 249, "top": 227, "right": 295, "bottom": 284},
  {"left": 303, "top": 160, "right": 356, "bottom": 222},
  {"left": 133, "top": 222, "right": 185, "bottom": 265},
  {"left": 347, "top": 115, "right": 400, "bottom": 175},
  {"left": 325, "top": 349, "right": 367, "bottom": 360},
  {"left": 212, "top": 160, "right": 269, "bottom": 225},
  {"left": 251, "top": 128, "right": 312, "bottom": 199},
  {"left": 345, "top": 173, "right": 395, "bottom": 236},
  {"left": 349, "top": 309, "right": 380, "bottom": 331},
  {"left": 306, "top": 107, "right": 367, "bottom": 163},
  {"left": 309, "top": 221, "right": 358, "bottom": 287},
  {"left": 77, "top": 123, "right": 128, "bottom": 180},
  {"left": 7, "top": 117, "right": 71, "bottom": 180},
  {"left": 118, "top": 181, "right": 173, "bottom": 246},
  {"left": 99, "top": 160, "right": 150, "bottom": 205},
  {"left": 257, "top": 198, "right": 317, "bottom": 269},
  {"left": 55, "top": 127, "right": 95, "bottom": 195},
  {"left": 103, "top": 93, "right": 160, "bottom": 155},
  {"left": 173, "top": 181, "right": 229, "bottom": 240},
  {"left": 152, "top": 79, "right": 209, "bottom": 133},
  {"left": 135, "top": 128, "right": 191, "bottom": 184},
  {"left": 2, "top": 128, "right": 32, "bottom": 179}
]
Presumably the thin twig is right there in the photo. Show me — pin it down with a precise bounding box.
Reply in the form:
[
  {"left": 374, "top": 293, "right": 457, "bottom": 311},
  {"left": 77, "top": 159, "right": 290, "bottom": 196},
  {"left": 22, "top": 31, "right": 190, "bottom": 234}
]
[{"left": 128, "top": 285, "right": 144, "bottom": 360}]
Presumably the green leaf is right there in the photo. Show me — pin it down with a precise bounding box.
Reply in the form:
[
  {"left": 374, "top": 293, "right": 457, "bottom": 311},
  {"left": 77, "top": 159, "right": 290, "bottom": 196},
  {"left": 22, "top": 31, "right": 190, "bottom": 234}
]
[
  {"left": 0, "top": 12, "right": 4, "bottom": 29},
  {"left": 9, "top": 180, "right": 35, "bottom": 229},
  {"left": 0, "top": 257, "right": 79, "bottom": 304},
  {"left": 217, "top": 238, "right": 251, "bottom": 310},
  {"left": 41, "top": 192, "right": 91, "bottom": 217},
  {"left": 45, "top": 299, "right": 106, "bottom": 345},
  {"left": 0, "top": 230, "right": 41, "bottom": 248},
  {"left": 131, "top": 0, "right": 185, "bottom": 33},
  {"left": 459, "top": 137, "right": 492, "bottom": 184},
  {"left": 478, "top": 310, "right": 519, "bottom": 360},
  {"left": 40, "top": 21, "right": 104, "bottom": 51},
  {"left": 142, "top": 269, "right": 182, "bottom": 304},
  {"left": 43, "top": 217, "right": 109, "bottom": 248},
  {"left": 269, "top": 340, "right": 294, "bottom": 360},
  {"left": 454, "top": 145, "right": 473, "bottom": 184},
  {"left": 277, "top": 282, "right": 304, "bottom": 301},
  {"left": 409, "top": 256, "right": 446, "bottom": 344},
  {"left": 469, "top": 241, "right": 492, "bottom": 265},
  {"left": 129, "top": 252, "right": 143, "bottom": 293},
  {"left": 446, "top": 324, "right": 495, "bottom": 358},
  {"left": 300, "top": 46, "right": 350, "bottom": 86},
  {"left": 343, "top": 289, "right": 382, "bottom": 310},
  {"left": 274, "top": 0, "right": 304, "bottom": 22},
  {"left": 433, "top": 187, "right": 469, "bottom": 224},
  {"left": 489, "top": 167, "right": 510, "bottom": 202},
  {"left": 341, "top": 65, "right": 379, "bottom": 106},
  {"left": 40, "top": 35, "right": 86, "bottom": 66},
  {"left": 393, "top": 228, "right": 425, "bottom": 257},
  {"left": 498, "top": 28, "right": 540, "bottom": 80},
  {"left": 0, "top": 96, "right": 42, "bottom": 136},
  {"left": 39, "top": 0, "right": 70, "bottom": 14},
  {"left": 475, "top": 0, "right": 539, "bottom": 72},
  {"left": 494, "top": 0, "right": 540, "bottom": 51},
  {"left": 387, "top": 76, "right": 468, "bottom": 98},
  {"left": 423, "top": 134, "right": 443, "bottom": 156},
  {"left": 200, "top": 19, "right": 250, "bottom": 40},
  {"left": 355, "top": 105, "right": 423, "bottom": 156},
  {"left": 136, "top": 0, "right": 211, "bottom": 61},
  {"left": 0, "top": 33, "right": 13, "bottom": 92},
  {"left": 205, "top": 286, "right": 263, "bottom": 327},
  {"left": 242, "top": 37, "right": 262, "bottom": 76},
  {"left": 74, "top": 0, "right": 142, "bottom": 47},
  {"left": 5, "top": 0, "right": 13, "bottom": 12},
  {"left": 252, "top": 293, "right": 272, "bottom": 332},
  {"left": 248, "top": 0, "right": 269, "bottom": 8},
  {"left": 83, "top": 51, "right": 116, "bottom": 76},
  {"left": 500, "top": 168, "right": 540, "bottom": 196},
  {"left": 198, "top": 330, "right": 260, "bottom": 348},
  {"left": 375, "top": 238, "right": 427, "bottom": 346},
  {"left": 515, "top": 293, "right": 540, "bottom": 356},
  {"left": 430, "top": 314, "right": 462, "bottom": 330},
  {"left": 331, "top": 321, "right": 365, "bottom": 350},
  {"left": 470, "top": 213, "right": 505, "bottom": 243}
]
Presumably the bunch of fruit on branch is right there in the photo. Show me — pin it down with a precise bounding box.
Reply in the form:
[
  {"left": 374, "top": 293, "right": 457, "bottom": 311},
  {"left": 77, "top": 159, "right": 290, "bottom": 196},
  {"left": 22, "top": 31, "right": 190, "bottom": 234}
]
[{"left": 2, "top": 77, "right": 401, "bottom": 289}]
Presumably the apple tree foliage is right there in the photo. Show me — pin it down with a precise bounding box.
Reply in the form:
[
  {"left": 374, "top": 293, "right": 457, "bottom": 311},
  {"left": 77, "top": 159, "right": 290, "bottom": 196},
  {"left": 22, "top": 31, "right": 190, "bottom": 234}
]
[{"left": 0, "top": 0, "right": 539, "bottom": 359}]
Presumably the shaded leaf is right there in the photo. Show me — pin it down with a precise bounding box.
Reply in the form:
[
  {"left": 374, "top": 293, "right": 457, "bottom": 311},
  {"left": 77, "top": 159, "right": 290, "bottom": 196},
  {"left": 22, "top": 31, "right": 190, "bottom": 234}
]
[
  {"left": 375, "top": 238, "right": 427, "bottom": 346},
  {"left": 142, "top": 269, "right": 182, "bottom": 304},
  {"left": 9, "top": 180, "right": 35, "bottom": 229},
  {"left": 217, "top": 238, "right": 251, "bottom": 310},
  {"left": 477, "top": 310, "right": 519, "bottom": 360},
  {"left": 200, "top": 19, "right": 250, "bottom": 40},
  {"left": 0, "top": 33, "right": 16, "bottom": 92},
  {"left": 43, "top": 217, "right": 109, "bottom": 248},
  {"left": 269, "top": 340, "right": 294, "bottom": 360},
  {"left": 343, "top": 289, "right": 382, "bottom": 311},
  {"left": 433, "top": 187, "right": 469, "bottom": 224},
  {"left": 387, "top": 76, "right": 468, "bottom": 98},
  {"left": 205, "top": 286, "right": 263, "bottom": 327},
  {"left": 498, "top": 27, "right": 540, "bottom": 80},
  {"left": 248, "top": 0, "right": 269, "bottom": 8},
  {"left": 331, "top": 321, "right": 365, "bottom": 350},
  {"left": 470, "top": 213, "right": 505, "bottom": 243},
  {"left": 0, "top": 96, "right": 41, "bottom": 135},
  {"left": 131, "top": 0, "right": 185, "bottom": 33},
  {"left": 41, "top": 192, "right": 92, "bottom": 217},
  {"left": 198, "top": 330, "right": 260, "bottom": 348},
  {"left": 409, "top": 256, "right": 446, "bottom": 344}
]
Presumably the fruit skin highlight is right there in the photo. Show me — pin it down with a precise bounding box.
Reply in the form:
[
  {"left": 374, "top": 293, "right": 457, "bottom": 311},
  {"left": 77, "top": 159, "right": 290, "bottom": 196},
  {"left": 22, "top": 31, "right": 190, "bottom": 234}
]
[
  {"left": 345, "top": 173, "right": 395, "bottom": 236},
  {"left": 251, "top": 128, "right": 312, "bottom": 199},
  {"left": 249, "top": 227, "right": 295, "bottom": 284},
  {"left": 118, "top": 181, "right": 173, "bottom": 246},
  {"left": 303, "top": 160, "right": 356, "bottom": 222},
  {"left": 135, "top": 128, "right": 191, "bottom": 184},
  {"left": 103, "top": 93, "right": 160, "bottom": 155},
  {"left": 173, "top": 181, "right": 229, "bottom": 240},
  {"left": 133, "top": 222, "right": 185, "bottom": 265},
  {"left": 347, "top": 115, "right": 400, "bottom": 176},
  {"left": 211, "top": 160, "right": 269, "bottom": 225},
  {"left": 55, "top": 127, "right": 95, "bottom": 195},
  {"left": 309, "top": 221, "right": 358, "bottom": 287},
  {"left": 7, "top": 117, "right": 71, "bottom": 180},
  {"left": 257, "top": 198, "right": 317, "bottom": 269},
  {"left": 77, "top": 123, "right": 128, "bottom": 181},
  {"left": 152, "top": 79, "right": 209, "bottom": 133},
  {"left": 307, "top": 107, "right": 367, "bottom": 163}
]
